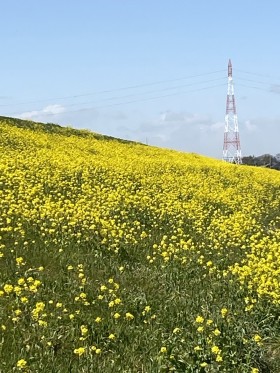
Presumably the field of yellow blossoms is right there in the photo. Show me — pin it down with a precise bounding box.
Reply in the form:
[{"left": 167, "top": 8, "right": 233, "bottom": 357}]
[{"left": 0, "top": 116, "right": 280, "bottom": 372}]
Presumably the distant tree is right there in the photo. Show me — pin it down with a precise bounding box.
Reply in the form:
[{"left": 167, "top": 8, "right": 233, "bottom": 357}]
[
  {"left": 242, "top": 153, "right": 280, "bottom": 170},
  {"left": 242, "top": 155, "right": 256, "bottom": 166}
]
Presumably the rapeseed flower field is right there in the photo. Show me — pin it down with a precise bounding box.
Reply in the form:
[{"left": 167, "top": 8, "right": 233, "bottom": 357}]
[{"left": 0, "top": 116, "right": 279, "bottom": 372}]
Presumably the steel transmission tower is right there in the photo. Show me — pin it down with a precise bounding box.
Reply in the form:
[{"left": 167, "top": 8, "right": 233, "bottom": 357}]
[{"left": 223, "top": 59, "right": 242, "bottom": 164}]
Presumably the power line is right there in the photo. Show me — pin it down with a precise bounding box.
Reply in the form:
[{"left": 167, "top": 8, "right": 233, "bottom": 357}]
[
  {"left": 235, "top": 68, "right": 280, "bottom": 81},
  {"left": 8, "top": 65, "right": 280, "bottom": 121},
  {"left": 11, "top": 83, "right": 227, "bottom": 118},
  {"left": 0, "top": 69, "right": 226, "bottom": 108},
  {"left": 235, "top": 76, "right": 272, "bottom": 86},
  {"left": 7, "top": 76, "right": 226, "bottom": 115},
  {"left": 87, "top": 83, "right": 227, "bottom": 111},
  {"left": 236, "top": 83, "right": 278, "bottom": 93}
]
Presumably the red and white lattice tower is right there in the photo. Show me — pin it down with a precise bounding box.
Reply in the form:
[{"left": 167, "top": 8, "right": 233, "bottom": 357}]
[{"left": 223, "top": 59, "right": 242, "bottom": 164}]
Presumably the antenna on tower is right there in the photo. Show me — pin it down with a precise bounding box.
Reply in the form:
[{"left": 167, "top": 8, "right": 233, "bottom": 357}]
[{"left": 222, "top": 59, "right": 242, "bottom": 164}]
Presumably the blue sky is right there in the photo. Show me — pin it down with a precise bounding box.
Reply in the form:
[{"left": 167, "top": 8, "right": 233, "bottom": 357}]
[{"left": 1, "top": 0, "right": 280, "bottom": 158}]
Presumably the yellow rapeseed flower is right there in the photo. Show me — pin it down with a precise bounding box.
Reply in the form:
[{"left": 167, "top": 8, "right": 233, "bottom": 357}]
[
  {"left": 211, "top": 345, "right": 221, "bottom": 354},
  {"left": 195, "top": 315, "right": 204, "bottom": 323},
  {"left": 16, "top": 257, "right": 25, "bottom": 265},
  {"left": 80, "top": 325, "right": 88, "bottom": 335},
  {"left": 74, "top": 347, "right": 86, "bottom": 356},
  {"left": 16, "top": 359, "right": 27, "bottom": 369},
  {"left": 3, "top": 284, "right": 13, "bottom": 294},
  {"left": 221, "top": 308, "right": 228, "bottom": 318},
  {"left": 213, "top": 328, "right": 221, "bottom": 336},
  {"left": 125, "top": 312, "right": 134, "bottom": 320},
  {"left": 253, "top": 335, "right": 262, "bottom": 345}
]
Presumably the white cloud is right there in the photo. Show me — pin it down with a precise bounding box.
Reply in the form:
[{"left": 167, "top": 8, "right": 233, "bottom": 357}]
[
  {"left": 160, "top": 110, "right": 210, "bottom": 125},
  {"left": 244, "top": 120, "right": 257, "bottom": 132},
  {"left": 209, "top": 121, "right": 224, "bottom": 131},
  {"left": 17, "top": 104, "right": 65, "bottom": 120},
  {"left": 104, "top": 110, "right": 128, "bottom": 121},
  {"left": 131, "top": 111, "right": 280, "bottom": 158},
  {"left": 270, "top": 84, "right": 280, "bottom": 94},
  {"left": 13, "top": 104, "right": 280, "bottom": 159},
  {"left": 119, "top": 110, "right": 224, "bottom": 156},
  {"left": 240, "top": 117, "right": 280, "bottom": 156}
]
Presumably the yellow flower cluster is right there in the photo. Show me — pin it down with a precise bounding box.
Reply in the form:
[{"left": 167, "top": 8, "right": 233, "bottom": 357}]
[{"left": 0, "top": 118, "right": 279, "bottom": 371}]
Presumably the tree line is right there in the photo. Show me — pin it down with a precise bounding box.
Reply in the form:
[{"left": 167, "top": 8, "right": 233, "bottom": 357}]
[{"left": 242, "top": 154, "right": 280, "bottom": 170}]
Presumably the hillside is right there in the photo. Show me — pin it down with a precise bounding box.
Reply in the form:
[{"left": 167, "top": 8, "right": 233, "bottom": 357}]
[{"left": 0, "top": 117, "right": 280, "bottom": 372}]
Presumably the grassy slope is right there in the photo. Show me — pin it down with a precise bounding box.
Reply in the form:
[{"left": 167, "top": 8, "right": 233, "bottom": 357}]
[
  {"left": 0, "top": 117, "right": 280, "bottom": 372},
  {"left": 0, "top": 116, "right": 140, "bottom": 144}
]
